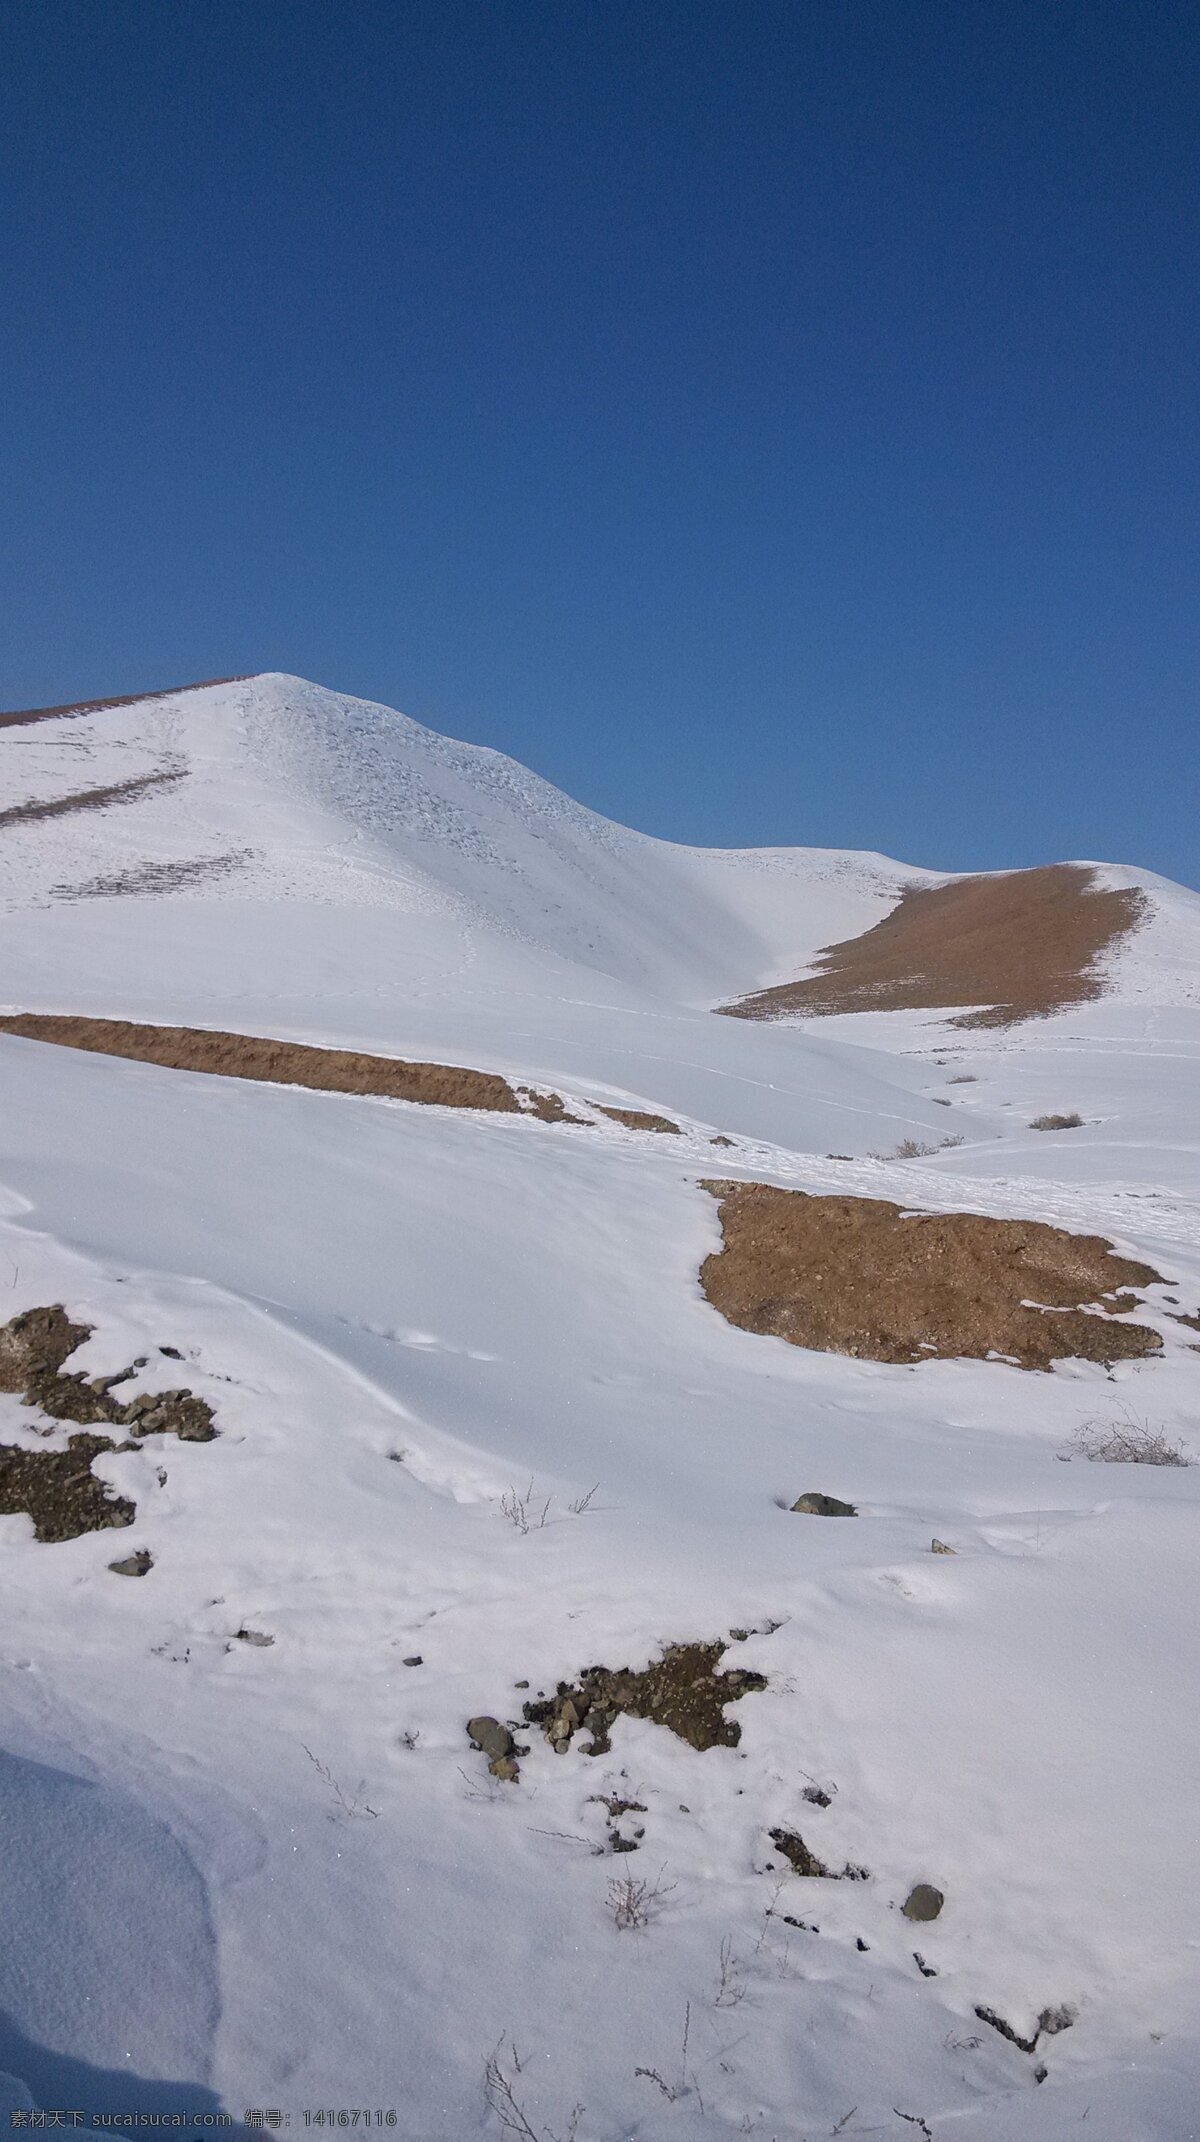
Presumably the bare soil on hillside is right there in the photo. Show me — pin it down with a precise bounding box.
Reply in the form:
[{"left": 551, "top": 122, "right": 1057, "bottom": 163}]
[
  {"left": 0, "top": 1017, "right": 695, "bottom": 1136},
  {"left": 0, "top": 676, "right": 253, "bottom": 730},
  {"left": 0, "top": 1015, "right": 525, "bottom": 1114},
  {"left": 595, "top": 1105, "right": 681, "bottom": 1134},
  {"left": 0, "top": 768, "right": 186, "bottom": 829},
  {"left": 719, "top": 865, "right": 1147, "bottom": 1029},
  {"left": 699, "top": 1179, "right": 1172, "bottom": 1370}
]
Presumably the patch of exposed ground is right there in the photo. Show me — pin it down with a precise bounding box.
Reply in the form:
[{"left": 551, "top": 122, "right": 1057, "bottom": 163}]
[
  {"left": 0, "top": 676, "right": 254, "bottom": 731},
  {"left": 522, "top": 1641, "right": 767, "bottom": 1759},
  {"left": 719, "top": 864, "right": 1148, "bottom": 1029},
  {"left": 0, "top": 1016, "right": 684, "bottom": 1134},
  {"left": 0, "top": 1305, "right": 218, "bottom": 1542},
  {"left": 52, "top": 849, "right": 256, "bottom": 901},
  {"left": 595, "top": 1105, "right": 681, "bottom": 1135},
  {"left": 0, "top": 767, "right": 186, "bottom": 828},
  {"left": 0, "top": 1304, "right": 89, "bottom": 1390},
  {"left": 516, "top": 1086, "right": 591, "bottom": 1125},
  {"left": 768, "top": 1827, "right": 868, "bottom": 1880},
  {"left": 469, "top": 1642, "right": 769, "bottom": 1783},
  {"left": 699, "top": 1180, "right": 1169, "bottom": 1369},
  {"left": 0, "top": 1304, "right": 217, "bottom": 1439},
  {"left": 0, "top": 1016, "right": 524, "bottom": 1114},
  {"left": 975, "top": 2004, "right": 1075, "bottom": 2057},
  {"left": 0, "top": 1435, "right": 137, "bottom": 1543},
  {"left": 518, "top": 1090, "right": 680, "bottom": 1133}
]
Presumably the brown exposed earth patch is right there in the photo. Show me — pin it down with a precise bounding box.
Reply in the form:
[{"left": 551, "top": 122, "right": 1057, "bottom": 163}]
[
  {"left": 0, "top": 1015, "right": 525, "bottom": 1115},
  {"left": 595, "top": 1105, "right": 681, "bottom": 1135},
  {"left": 718, "top": 865, "right": 1147, "bottom": 1029},
  {"left": 0, "top": 767, "right": 187, "bottom": 829},
  {"left": 516, "top": 1086, "right": 591, "bottom": 1125},
  {"left": 699, "top": 1179, "right": 1168, "bottom": 1370},
  {"left": 0, "top": 1015, "right": 684, "bottom": 1136},
  {"left": 0, "top": 676, "right": 254, "bottom": 731},
  {"left": 522, "top": 1641, "right": 767, "bottom": 1758}
]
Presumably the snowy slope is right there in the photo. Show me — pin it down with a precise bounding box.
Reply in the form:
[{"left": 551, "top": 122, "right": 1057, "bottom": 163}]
[
  {"left": 0, "top": 671, "right": 921, "bottom": 1002},
  {"left": 0, "top": 673, "right": 964, "bottom": 1151},
  {"left": 0, "top": 675, "right": 1198, "bottom": 2138}
]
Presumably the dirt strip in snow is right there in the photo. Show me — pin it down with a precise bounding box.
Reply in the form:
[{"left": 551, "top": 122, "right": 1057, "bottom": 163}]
[
  {"left": 0, "top": 1014, "right": 525, "bottom": 1114},
  {"left": 0, "top": 1013, "right": 684, "bottom": 1133}
]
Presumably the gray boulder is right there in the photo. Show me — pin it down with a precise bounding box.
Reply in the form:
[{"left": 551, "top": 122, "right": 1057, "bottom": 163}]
[
  {"left": 466, "top": 1716, "right": 514, "bottom": 1761},
  {"left": 901, "top": 1883, "right": 944, "bottom": 1922}
]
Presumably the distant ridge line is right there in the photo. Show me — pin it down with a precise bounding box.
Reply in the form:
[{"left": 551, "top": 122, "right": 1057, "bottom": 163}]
[{"left": 0, "top": 675, "right": 259, "bottom": 731}]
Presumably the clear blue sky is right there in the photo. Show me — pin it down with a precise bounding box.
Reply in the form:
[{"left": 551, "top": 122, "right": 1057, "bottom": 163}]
[{"left": 3, "top": 1, "right": 1197, "bottom": 885}]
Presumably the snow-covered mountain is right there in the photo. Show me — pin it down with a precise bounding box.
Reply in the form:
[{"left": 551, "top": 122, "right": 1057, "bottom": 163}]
[
  {"left": 5, "top": 670, "right": 1196, "bottom": 1016},
  {"left": 1, "top": 674, "right": 1198, "bottom": 2139},
  {"left": 0, "top": 671, "right": 928, "bottom": 994}
]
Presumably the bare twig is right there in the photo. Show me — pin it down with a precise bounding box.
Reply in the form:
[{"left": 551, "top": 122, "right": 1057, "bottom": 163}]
[
  {"left": 457, "top": 1763, "right": 505, "bottom": 1803},
  {"left": 634, "top": 2067, "right": 679, "bottom": 2102},
  {"left": 302, "top": 1744, "right": 378, "bottom": 1819},
  {"left": 500, "top": 1478, "right": 555, "bottom": 1531},
  {"left": 528, "top": 1826, "right": 605, "bottom": 1855},
  {"left": 634, "top": 2003, "right": 700, "bottom": 2112},
  {"left": 484, "top": 2038, "right": 583, "bottom": 2141},
  {"left": 714, "top": 1932, "right": 747, "bottom": 2008},
  {"left": 607, "top": 1866, "right": 675, "bottom": 1929},
  {"left": 755, "top": 1876, "right": 787, "bottom": 1953}
]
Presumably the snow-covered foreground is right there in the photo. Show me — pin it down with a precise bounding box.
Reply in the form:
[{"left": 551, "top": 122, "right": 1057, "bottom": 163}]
[{"left": 1, "top": 677, "right": 1198, "bottom": 2138}]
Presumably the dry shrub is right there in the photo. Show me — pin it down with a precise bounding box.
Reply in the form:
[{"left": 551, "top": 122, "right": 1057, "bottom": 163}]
[
  {"left": 607, "top": 1868, "right": 675, "bottom": 1930},
  {"left": 1068, "top": 1411, "right": 1187, "bottom": 1467}
]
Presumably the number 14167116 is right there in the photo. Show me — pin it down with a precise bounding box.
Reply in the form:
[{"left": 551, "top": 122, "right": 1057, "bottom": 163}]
[{"left": 303, "top": 2114, "right": 397, "bottom": 2127}]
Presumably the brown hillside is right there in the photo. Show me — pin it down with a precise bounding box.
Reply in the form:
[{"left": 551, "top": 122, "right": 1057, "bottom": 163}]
[{"left": 719, "top": 864, "right": 1146, "bottom": 1030}]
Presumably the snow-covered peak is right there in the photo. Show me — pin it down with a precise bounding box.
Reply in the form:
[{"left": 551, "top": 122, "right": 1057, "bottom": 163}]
[
  {"left": 0, "top": 670, "right": 924, "bottom": 1004},
  {"left": 3, "top": 671, "right": 1196, "bottom": 1029}
]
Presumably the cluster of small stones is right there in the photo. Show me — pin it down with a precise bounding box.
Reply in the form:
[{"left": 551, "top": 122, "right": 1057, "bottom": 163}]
[
  {"left": 521, "top": 1643, "right": 768, "bottom": 1760},
  {"left": 467, "top": 1640, "right": 770, "bottom": 1788},
  {"left": 0, "top": 1305, "right": 216, "bottom": 1441},
  {"left": 529, "top": 1684, "right": 608, "bottom": 1758},
  {"left": 468, "top": 1637, "right": 1071, "bottom": 2066},
  {"left": 0, "top": 1305, "right": 217, "bottom": 1547},
  {"left": 466, "top": 1715, "right": 525, "bottom": 1783}
]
